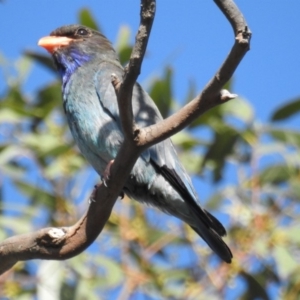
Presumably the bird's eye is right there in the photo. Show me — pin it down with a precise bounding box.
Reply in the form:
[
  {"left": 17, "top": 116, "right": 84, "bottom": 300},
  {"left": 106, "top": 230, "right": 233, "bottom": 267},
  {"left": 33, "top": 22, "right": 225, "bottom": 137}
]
[{"left": 76, "top": 28, "right": 89, "bottom": 36}]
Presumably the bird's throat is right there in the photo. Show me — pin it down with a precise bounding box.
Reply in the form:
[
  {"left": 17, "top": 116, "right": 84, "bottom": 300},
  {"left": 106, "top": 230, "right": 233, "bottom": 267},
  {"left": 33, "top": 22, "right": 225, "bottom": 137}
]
[{"left": 53, "top": 50, "right": 92, "bottom": 90}]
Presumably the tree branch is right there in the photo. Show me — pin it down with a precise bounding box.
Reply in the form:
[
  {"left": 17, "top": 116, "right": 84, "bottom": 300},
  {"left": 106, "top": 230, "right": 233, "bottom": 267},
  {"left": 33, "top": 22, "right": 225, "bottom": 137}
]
[
  {"left": 214, "top": 0, "right": 247, "bottom": 34},
  {"left": 0, "top": 0, "right": 251, "bottom": 275},
  {"left": 112, "top": 0, "right": 156, "bottom": 141},
  {"left": 135, "top": 0, "right": 251, "bottom": 148}
]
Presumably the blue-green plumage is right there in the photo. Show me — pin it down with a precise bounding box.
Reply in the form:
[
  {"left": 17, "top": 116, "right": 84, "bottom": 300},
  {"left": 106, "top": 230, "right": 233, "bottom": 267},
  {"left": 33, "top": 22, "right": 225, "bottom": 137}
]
[{"left": 39, "top": 25, "right": 232, "bottom": 263}]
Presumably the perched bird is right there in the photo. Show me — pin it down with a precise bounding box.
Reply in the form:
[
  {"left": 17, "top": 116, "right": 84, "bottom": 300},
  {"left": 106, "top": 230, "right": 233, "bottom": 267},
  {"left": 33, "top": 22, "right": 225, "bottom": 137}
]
[{"left": 38, "top": 25, "right": 232, "bottom": 263}]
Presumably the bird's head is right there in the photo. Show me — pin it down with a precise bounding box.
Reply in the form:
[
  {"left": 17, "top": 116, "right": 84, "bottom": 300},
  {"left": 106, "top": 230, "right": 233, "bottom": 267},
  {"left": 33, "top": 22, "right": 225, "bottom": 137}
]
[{"left": 38, "top": 25, "right": 119, "bottom": 85}]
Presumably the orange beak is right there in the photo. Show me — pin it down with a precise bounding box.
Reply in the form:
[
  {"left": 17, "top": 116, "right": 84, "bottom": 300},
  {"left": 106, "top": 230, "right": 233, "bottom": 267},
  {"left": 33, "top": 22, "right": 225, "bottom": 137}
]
[{"left": 38, "top": 36, "right": 74, "bottom": 53}]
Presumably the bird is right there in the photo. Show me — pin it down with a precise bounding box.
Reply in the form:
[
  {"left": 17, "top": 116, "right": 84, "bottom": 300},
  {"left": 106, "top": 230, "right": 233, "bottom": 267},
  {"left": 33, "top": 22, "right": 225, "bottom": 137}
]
[{"left": 38, "top": 25, "right": 232, "bottom": 263}]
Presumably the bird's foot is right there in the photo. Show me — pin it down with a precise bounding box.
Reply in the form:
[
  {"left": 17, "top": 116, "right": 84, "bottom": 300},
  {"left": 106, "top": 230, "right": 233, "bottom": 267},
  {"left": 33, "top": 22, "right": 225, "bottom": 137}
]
[
  {"left": 89, "top": 184, "right": 101, "bottom": 204},
  {"left": 102, "top": 160, "right": 115, "bottom": 187},
  {"left": 119, "top": 190, "right": 125, "bottom": 200}
]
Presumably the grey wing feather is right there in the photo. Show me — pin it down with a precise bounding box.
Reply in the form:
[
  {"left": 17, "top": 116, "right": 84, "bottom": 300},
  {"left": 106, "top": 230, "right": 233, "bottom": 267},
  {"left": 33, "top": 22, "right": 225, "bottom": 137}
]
[
  {"left": 94, "top": 62, "right": 154, "bottom": 162},
  {"left": 94, "top": 61, "right": 227, "bottom": 237}
]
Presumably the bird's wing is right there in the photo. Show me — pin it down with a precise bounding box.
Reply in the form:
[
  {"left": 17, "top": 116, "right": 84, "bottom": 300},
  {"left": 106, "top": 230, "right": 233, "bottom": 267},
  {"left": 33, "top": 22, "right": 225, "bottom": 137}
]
[
  {"left": 94, "top": 61, "right": 150, "bottom": 162},
  {"left": 94, "top": 61, "right": 226, "bottom": 236},
  {"left": 131, "top": 75, "right": 227, "bottom": 237},
  {"left": 93, "top": 62, "right": 122, "bottom": 124}
]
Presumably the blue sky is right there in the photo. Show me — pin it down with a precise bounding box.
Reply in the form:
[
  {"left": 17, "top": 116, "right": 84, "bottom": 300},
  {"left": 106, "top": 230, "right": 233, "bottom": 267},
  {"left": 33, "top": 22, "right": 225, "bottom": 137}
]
[
  {"left": 1, "top": 1, "right": 300, "bottom": 298},
  {"left": 1, "top": 1, "right": 300, "bottom": 125}
]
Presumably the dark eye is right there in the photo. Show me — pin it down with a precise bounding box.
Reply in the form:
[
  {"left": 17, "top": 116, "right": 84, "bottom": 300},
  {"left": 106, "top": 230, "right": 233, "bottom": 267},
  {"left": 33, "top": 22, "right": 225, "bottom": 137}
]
[{"left": 76, "top": 28, "right": 89, "bottom": 36}]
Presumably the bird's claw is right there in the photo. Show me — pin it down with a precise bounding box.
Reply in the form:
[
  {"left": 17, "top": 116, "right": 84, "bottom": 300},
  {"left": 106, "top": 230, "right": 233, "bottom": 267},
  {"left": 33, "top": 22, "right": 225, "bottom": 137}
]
[
  {"left": 89, "top": 184, "right": 100, "bottom": 204},
  {"left": 101, "top": 160, "right": 114, "bottom": 187},
  {"left": 89, "top": 197, "right": 96, "bottom": 204},
  {"left": 119, "top": 190, "right": 125, "bottom": 200},
  {"left": 102, "top": 178, "right": 108, "bottom": 187}
]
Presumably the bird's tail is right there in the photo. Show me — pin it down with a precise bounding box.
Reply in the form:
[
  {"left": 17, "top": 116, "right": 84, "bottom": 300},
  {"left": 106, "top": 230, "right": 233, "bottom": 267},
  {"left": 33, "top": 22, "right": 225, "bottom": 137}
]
[
  {"left": 190, "top": 211, "right": 233, "bottom": 263},
  {"left": 158, "top": 163, "right": 232, "bottom": 263}
]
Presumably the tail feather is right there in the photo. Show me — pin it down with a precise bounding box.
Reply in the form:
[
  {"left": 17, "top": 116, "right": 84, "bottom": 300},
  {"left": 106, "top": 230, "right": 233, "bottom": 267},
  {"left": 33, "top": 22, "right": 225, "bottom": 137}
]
[
  {"left": 204, "top": 209, "right": 227, "bottom": 237},
  {"left": 191, "top": 225, "right": 233, "bottom": 263},
  {"left": 150, "top": 162, "right": 232, "bottom": 262}
]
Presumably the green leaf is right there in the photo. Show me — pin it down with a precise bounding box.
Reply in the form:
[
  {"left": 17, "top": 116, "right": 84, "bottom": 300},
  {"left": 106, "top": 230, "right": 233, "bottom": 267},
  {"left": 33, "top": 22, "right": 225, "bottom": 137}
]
[
  {"left": 78, "top": 8, "right": 100, "bottom": 31},
  {"left": 223, "top": 78, "right": 234, "bottom": 91},
  {"left": 271, "top": 97, "right": 300, "bottom": 121},
  {"left": 255, "top": 142, "right": 287, "bottom": 158},
  {"left": 0, "top": 108, "right": 22, "bottom": 123},
  {"left": 0, "top": 162, "right": 27, "bottom": 179},
  {"left": 0, "top": 83, "right": 61, "bottom": 121},
  {"left": 21, "top": 132, "right": 66, "bottom": 157},
  {"left": 24, "top": 50, "right": 57, "bottom": 73},
  {"left": 274, "top": 246, "right": 298, "bottom": 277},
  {"left": 115, "top": 26, "right": 132, "bottom": 65},
  {"left": 288, "top": 181, "right": 300, "bottom": 201},
  {"left": 284, "top": 226, "right": 300, "bottom": 244},
  {"left": 0, "top": 216, "right": 33, "bottom": 233},
  {"left": 205, "top": 191, "right": 224, "bottom": 210},
  {"left": 178, "top": 151, "right": 203, "bottom": 175},
  {"left": 115, "top": 25, "right": 131, "bottom": 49},
  {"left": 258, "top": 164, "right": 298, "bottom": 185},
  {"left": 0, "top": 85, "right": 27, "bottom": 109},
  {"left": 267, "top": 128, "right": 300, "bottom": 148},
  {"left": 189, "top": 103, "right": 223, "bottom": 128},
  {"left": 70, "top": 254, "right": 123, "bottom": 288},
  {"left": 15, "top": 56, "right": 32, "bottom": 83},
  {"left": 183, "top": 79, "right": 197, "bottom": 104},
  {"left": 283, "top": 268, "right": 300, "bottom": 299},
  {"left": 253, "top": 238, "right": 269, "bottom": 257},
  {"left": 149, "top": 66, "right": 173, "bottom": 118},
  {"left": 13, "top": 180, "right": 56, "bottom": 209},
  {"left": 44, "top": 152, "right": 86, "bottom": 179},
  {"left": 33, "top": 81, "right": 62, "bottom": 122},
  {"left": 201, "top": 124, "right": 240, "bottom": 182},
  {"left": 94, "top": 255, "right": 124, "bottom": 287},
  {"left": 220, "top": 97, "right": 254, "bottom": 124},
  {"left": 189, "top": 97, "right": 253, "bottom": 129},
  {"left": 0, "top": 85, "right": 26, "bottom": 112},
  {"left": 60, "top": 282, "right": 77, "bottom": 300},
  {"left": 0, "top": 145, "right": 24, "bottom": 165},
  {"left": 240, "top": 271, "right": 270, "bottom": 300},
  {"left": 172, "top": 131, "right": 205, "bottom": 150},
  {"left": 118, "top": 45, "right": 133, "bottom": 66}
]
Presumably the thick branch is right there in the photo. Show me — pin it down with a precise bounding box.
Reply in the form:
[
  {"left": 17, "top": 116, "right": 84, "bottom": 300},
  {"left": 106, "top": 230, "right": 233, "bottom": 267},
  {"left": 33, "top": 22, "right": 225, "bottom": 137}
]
[{"left": 0, "top": 185, "right": 115, "bottom": 274}]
